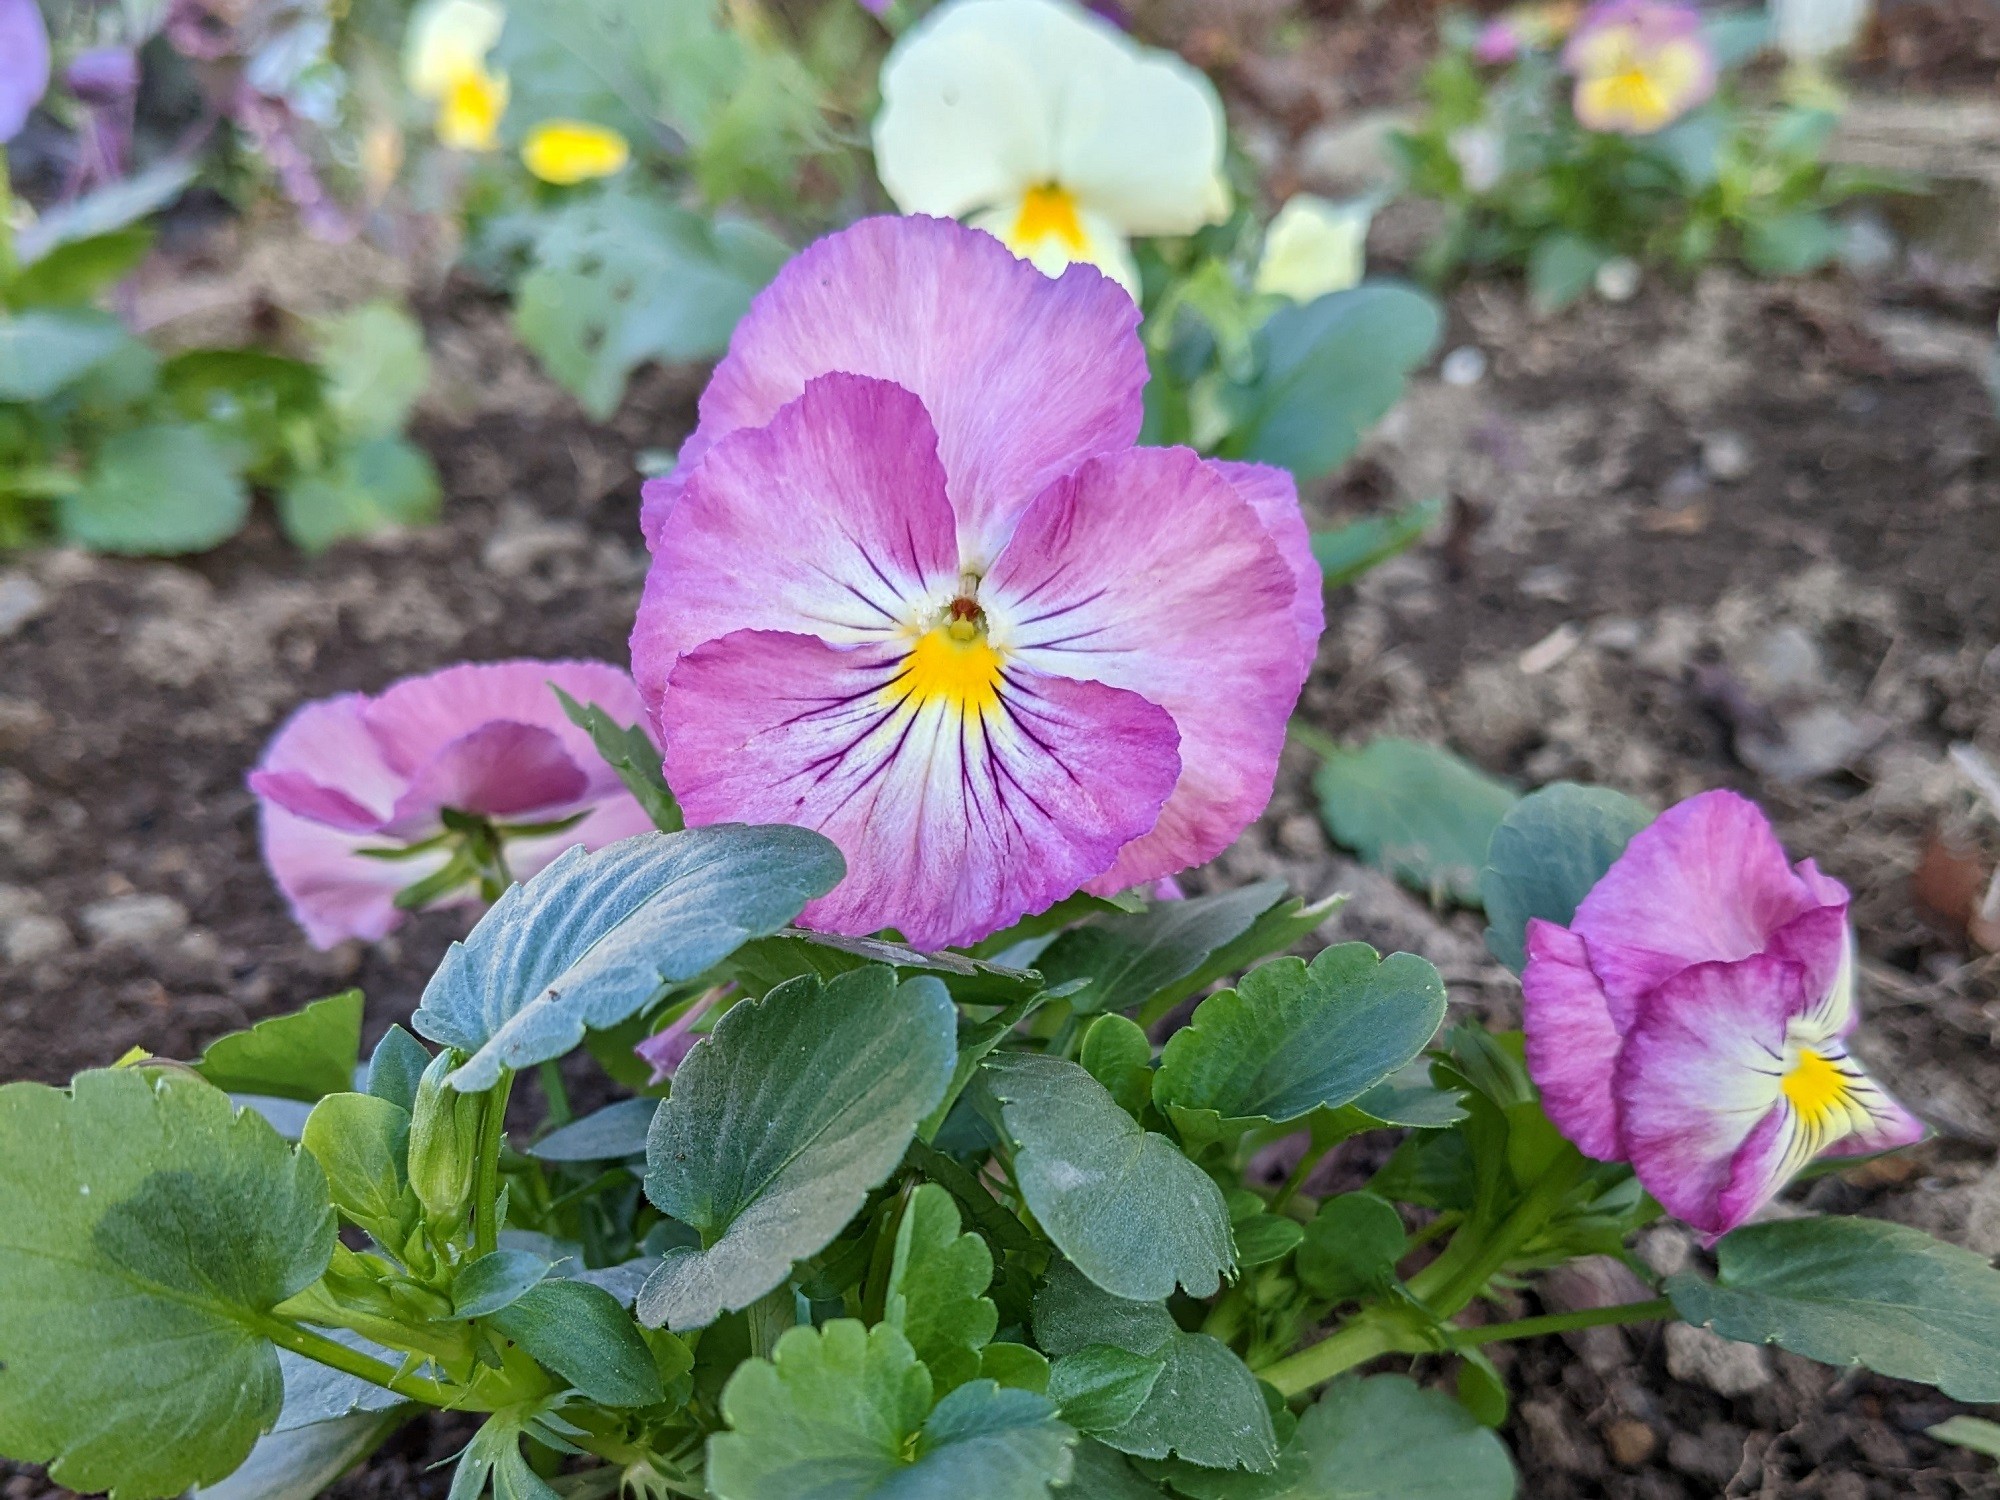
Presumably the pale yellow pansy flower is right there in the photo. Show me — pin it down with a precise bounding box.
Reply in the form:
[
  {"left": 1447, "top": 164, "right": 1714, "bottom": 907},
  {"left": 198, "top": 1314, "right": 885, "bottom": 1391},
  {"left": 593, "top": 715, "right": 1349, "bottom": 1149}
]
[
  {"left": 522, "top": 120, "right": 632, "bottom": 185},
  {"left": 405, "top": 0, "right": 508, "bottom": 152},
  {"left": 872, "top": 0, "right": 1230, "bottom": 296},
  {"left": 1254, "top": 194, "right": 1372, "bottom": 303},
  {"left": 1773, "top": 0, "right": 1869, "bottom": 60}
]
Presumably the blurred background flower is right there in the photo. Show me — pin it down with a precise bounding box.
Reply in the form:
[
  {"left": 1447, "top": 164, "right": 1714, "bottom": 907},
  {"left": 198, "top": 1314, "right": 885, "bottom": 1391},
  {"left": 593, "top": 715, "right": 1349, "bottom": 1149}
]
[
  {"left": 404, "top": 0, "right": 509, "bottom": 151},
  {"left": 0, "top": 0, "right": 52, "bottom": 144},
  {"left": 1564, "top": 0, "right": 1717, "bottom": 136},
  {"left": 1255, "top": 194, "right": 1372, "bottom": 303}
]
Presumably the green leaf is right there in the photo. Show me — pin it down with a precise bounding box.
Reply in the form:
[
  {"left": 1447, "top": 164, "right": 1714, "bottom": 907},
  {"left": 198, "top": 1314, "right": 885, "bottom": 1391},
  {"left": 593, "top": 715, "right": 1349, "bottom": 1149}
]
[
  {"left": 638, "top": 966, "right": 956, "bottom": 1331},
  {"left": 0, "top": 1070, "right": 335, "bottom": 1499},
  {"left": 980, "top": 1053, "right": 1234, "bottom": 1302},
  {"left": 554, "top": 687, "right": 681, "bottom": 832},
  {"left": 300, "top": 1092, "right": 415, "bottom": 1243},
  {"left": 1056, "top": 1440, "right": 1169, "bottom": 1497},
  {"left": 193, "top": 1411, "right": 404, "bottom": 1500},
  {"left": 1079, "top": 1014, "right": 1153, "bottom": 1120},
  {"left": 1479, "top": 782, "right": 1653, "bottom": 973},
  {"left": 5, "top": 229, "right": 154, "bottom": 310},
  {"left": 1742, "top": 210, "right": 1842, "bottom": 277},
  {"left": 414, "top": 825, "right": 845, "bottom": 1092},
  {"left": 1527, "top": 234, "right": 1606, "bottom": 315},
  {"left": 1296, "top": 1193, "right": 1408, "bottom": 1303},
  {"left": 278, "top": 436, "right": 441, "bottom": 552},
  {"left": 1310, "top": 496, "right": 1443, "bottom": 589},
  {"left": 365, "top": 1026, "right": 430, "bottom": 1114},
  {"left": 1455, "top": 1350, "right": 1509, "bottom": 1429},
  {"left": 1292, "top": 1375, "right": 1515, "bottom": 1497},
  {"left": 734, "top": 928, "right": 1045, "bottom": 1009},
  {"left": 980, "top": 1342, "right": 1052, "bottom": 1393},
  {"left": 488, "top": 1278, "right": 661, "bottom": 1406},
  {"left": 1037, "top": 881, "right": 1290, "bottom": 1017},
  {"left": 15, "top": 161, "right": 198, "bottom": 264},
  {"left": 195, "top": 990, "right": 364, "bottom": 1103},
  {"left": 312, "top": 302, "right": 429, "bottom": 441},
  {"left": 61, "top": 422, "right": 250, "bottom": 555},
  {"left": 1928, "top": 1415, "right": 2000, "bottom": 1461},
  {"left": 1228, "top": 283, "right": 1443, "bottom": 482},
  {"left": 709, "top": 1321, "right": 1074, "bottom": 1500},
  {"left": 1032, "top": 1263, "right": 1277, "bottom": 1473},
  {"left": 1153, "top": 946, "right": 1447, "bottom": 1137},
  {"left": 526, "top": 1097, "right": 658, "bottom": 1162},
  {"left": 1232, "top": 1214, "right": 1305, "bottom": 1268},
  {"left": 1347, "top": 1060, "right": 1468, "bottom": 1128},
  {"left": 515, "top": 191, "right": 790, "bottom": 420},
  {"left": 1666, "top": 1216, "right": 2000, "bottom": 1401},
  {"left": 1314, "top": 738, "right": 1518, "bottom": 906},
  {"left": 885, "top": 1184, "right": 998, "bottom": 1394},
  {"left": 0, "top": 309, "right": 135, "bottom": 400},
  {"left": 453, "top": 1249, "right": 554, "bottom": 1318},
  {"left": 1047, "top": 1346, "right": 1167, "bottom": 1434}
]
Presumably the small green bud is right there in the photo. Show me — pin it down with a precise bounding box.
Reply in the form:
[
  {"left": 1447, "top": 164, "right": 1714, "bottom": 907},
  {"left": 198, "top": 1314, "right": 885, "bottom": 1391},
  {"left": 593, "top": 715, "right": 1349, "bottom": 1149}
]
[{"left": 407, "top": 1050, "right": 484, "bottom": 1234}]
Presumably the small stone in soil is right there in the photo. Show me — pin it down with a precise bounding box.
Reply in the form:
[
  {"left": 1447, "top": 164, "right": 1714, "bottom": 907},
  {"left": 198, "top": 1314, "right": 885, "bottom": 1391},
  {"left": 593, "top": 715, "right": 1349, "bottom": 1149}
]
[
  {"left": 78, "top": 893, "right": 191, "bottom": 948},
  {"left": 1604, "top": 1418, "right": 1659, "bottom": 1467},
  {"left": 1441, "top": 346, "right": 1488, "bottom": 387},
  {"left": 1666, "top": 1322, "right": 1772, "bottom": 1398}
]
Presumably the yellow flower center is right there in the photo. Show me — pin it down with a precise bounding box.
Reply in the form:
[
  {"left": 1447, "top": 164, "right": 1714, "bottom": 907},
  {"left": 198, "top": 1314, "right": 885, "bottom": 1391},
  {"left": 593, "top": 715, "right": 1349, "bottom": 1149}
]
[
  {"left": 888, "top": 601, "right": 1006, "bottom": 718},
  {"left": 437, "top": 64, "right": 507, "bottom": 152},
  {"left": 522, "top": 120, "right": 632, "bottom": 185},
  {"left": 1011, "top": 185, "right": 1088, "bottom": 254},
  {"left": 1781, "top": 1047, "right": 1853, "bottom": 1127}
]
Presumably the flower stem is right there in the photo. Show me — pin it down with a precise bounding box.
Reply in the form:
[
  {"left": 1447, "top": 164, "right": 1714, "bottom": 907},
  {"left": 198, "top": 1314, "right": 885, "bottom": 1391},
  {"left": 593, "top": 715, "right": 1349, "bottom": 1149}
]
[
  {"left": 1446, "top": 1298, "right": 1673, "bottom": 1350},
  {"left": 258, "top": 1319, "right": 465, "bottom": 1409},
  {"left": 1255, "top": 1314, "right": 1412, "bottom": 1398},
  {"left": 1269, "top": 1140, "right": 1332, "bottom": 1214},
  {"left": 1409, "top": 1154, "right": 1589, "bottom": 1317},
  {"left": 473, "top": 1069, "right": 514, "bottom": 1259},
  {"left": 1286, "top": 719, "right": 1341, "bottom": 761}
]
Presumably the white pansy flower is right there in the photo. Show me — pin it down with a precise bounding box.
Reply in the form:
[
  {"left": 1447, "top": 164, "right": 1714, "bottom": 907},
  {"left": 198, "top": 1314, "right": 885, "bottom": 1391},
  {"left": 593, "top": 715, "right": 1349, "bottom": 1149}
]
[
  {"left": 1255, "top": 194, "right": 1371, "bottom": 303},
  {"left": 872, "top": 0, "right": 1230, "bottom": 294},
  {"left": 1772, "top": 0, "right": 1869, "bottom": 60},
  {"left": 404, "top": 0, "right": 508, "bottom": 151}
]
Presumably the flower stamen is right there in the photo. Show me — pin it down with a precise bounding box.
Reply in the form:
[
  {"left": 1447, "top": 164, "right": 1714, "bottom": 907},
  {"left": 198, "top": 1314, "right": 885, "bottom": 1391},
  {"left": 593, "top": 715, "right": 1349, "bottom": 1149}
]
[{"left": 1011, "top": 184, "right": 1089, "bottom": 254}]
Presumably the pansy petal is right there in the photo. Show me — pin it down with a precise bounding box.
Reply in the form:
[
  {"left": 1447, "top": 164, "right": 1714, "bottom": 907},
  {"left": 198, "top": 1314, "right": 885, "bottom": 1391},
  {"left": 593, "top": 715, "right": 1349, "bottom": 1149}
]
[
  {"left": 251, "top": 694, "right": 405, "bottom": 827},
  {"left": 1816, "top": 1060, "right": 1926, "bottom": 1157},
  {"left": 1052, "top": 28, "right": 1229, "bottom": 236},
  {"left": 656, "top": 216, "right": 1146, "bottom": 567},
  {"left": 1521, "top": 919, "right": 1626, "bottom": 1161},
  {"left": 657, "top": 629, "right": 1181, "bottom": 950},
  {"left": 1573, "top": 789, "right": 1839, "bottom": 1016},
  {"left": 1208, "top": 460, "right": 1324, "bottom": 675},
  {"left": 259, "top": 805, "right": 455, "bottom": 949},
  {"left": 969, "top": 195, "right": 1141, "bottom": 295},
  {"left": 1614, "top": 954, "right": 1803, "bottom": 1238},
  {"left": 982, "top": 446, "right": 1303, "bottom": 892},
  {"left": 633, "top": 374, "right": 962, "bottom": 724},
  {"left": 501, "top": 796, "right": 664, "bottom": 882},
  {"left": 384, "top": 722, "right": 590, "bottom": 835},
  {"left": 362, "top": 659, "right": 645, "bottom": 796}
]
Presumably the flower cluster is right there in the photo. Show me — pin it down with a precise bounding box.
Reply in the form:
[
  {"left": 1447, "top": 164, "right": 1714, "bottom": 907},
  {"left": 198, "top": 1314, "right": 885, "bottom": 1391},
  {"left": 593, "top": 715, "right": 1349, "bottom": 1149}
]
[
  {"left": 251, "top": 660, "right": 657, "bottom": 946},
  {"left": 1523, "top": 791, "right": 1923, "bottom": 1239}
]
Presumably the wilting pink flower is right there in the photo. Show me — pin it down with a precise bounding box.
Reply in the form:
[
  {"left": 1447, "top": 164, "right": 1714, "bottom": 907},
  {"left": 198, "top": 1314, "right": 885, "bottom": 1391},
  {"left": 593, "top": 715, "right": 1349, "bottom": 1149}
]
[
  {"left": 631, "top": 215, "right": 1320, "bottom": 950},
  {"left": 1523, "top": 790, "right": 1923, "bottom": 1242},
  {"left": 634, "top": 986, "right": 731, "bottom": 1083},
  {"left": 1564, "top": 0, "right": 1716, "bottom": 136},
  {"left": 251, "top": 660, "right": 658, "bottom": 947},
  {"left": 0, "top": 0, "right": 51, "bottom": 143}
]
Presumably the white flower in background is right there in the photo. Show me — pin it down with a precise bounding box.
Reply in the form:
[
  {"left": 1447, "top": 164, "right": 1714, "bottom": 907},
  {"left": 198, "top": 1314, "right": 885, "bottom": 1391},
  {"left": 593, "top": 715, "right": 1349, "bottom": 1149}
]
[
  {"left": 405, "top": 0, "right": 508, "bottom": 151},
  {"left": 1772, "top": 0, "right": 1870, "bottom": 59},
  {"left": 1448, "top": 124, "right": 1506, "bottom": 194},
  {"left": 873, "top": 0, "right": 1230, "bottom": 295},
  {"left": 1254, "top": 194, "right": 1371, "bottom": 303}
]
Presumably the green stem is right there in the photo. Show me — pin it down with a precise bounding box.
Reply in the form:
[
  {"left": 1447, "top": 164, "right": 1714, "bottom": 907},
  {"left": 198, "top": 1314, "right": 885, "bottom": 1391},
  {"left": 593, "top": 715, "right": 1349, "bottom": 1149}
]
[
  {"left": 1446, "top": 1298, "right": 1673, "bottom": 1350},
  {"left": 259, "top": 1319, "right": 465, "bottom": 1409},
  {"left": 1269, "top": 1140, "right": 1331, "bottom": 1214},
  {"left": 537, "top": 1059, "right": 572, "bottom": 1128},
  {"left": 1410, "top": 1155, "right": 1589, "bottom": 1318},
  {"left": 1256, "top": 1315, "right": 1413, "bottom": 1398},
  {"left": 1285, "top": 719, "right": 1341, "bottom": 761},
  {"left": 473, "top": 1069, "right": 514, "bottom": 1258}
]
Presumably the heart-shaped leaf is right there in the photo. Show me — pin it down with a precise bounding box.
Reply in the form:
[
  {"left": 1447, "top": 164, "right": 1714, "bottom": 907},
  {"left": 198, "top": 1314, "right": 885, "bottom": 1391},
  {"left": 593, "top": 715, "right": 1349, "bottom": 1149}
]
[
  {"left": 196, "top": 990, "right": 363, "bottom": 1103},
  {"left": 1479, "top": 782, "right": 1653, "bottom": 973},
  {"left": 1316, "top": 739, "right": 1518, "bottom": 907}
]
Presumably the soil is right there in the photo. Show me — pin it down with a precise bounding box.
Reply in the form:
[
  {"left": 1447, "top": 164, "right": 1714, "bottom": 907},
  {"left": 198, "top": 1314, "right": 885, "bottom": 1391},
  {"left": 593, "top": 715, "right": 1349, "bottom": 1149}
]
[{"left": 7, "top": 24, "right": 2000, "bottom": 1500}]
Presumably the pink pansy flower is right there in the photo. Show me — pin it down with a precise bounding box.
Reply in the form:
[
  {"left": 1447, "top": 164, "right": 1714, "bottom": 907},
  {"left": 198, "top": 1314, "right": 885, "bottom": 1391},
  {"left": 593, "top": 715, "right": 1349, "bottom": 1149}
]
[
  {"left": 1522, "top": 790, "right": 1924, "bottom": 1242},
  {"left": 1564, "top": 0, "right": 1716, "bottom": 136},
  {"left": 1473, "top": 2, "right": 1580, "bottom": 64},
  {"left": 251, "top": 660, "right": 659, "bottom": 947},
  {"left": 631, "top": 215, "right": 1320, "bottom": 950}
]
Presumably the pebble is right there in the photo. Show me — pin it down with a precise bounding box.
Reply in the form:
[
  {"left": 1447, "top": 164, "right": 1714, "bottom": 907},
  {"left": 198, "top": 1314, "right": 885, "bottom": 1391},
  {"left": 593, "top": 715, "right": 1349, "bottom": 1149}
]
[
  {"left": 1440, "top": 345, "right": 1488, "bottom": 387},
  {"left": 1518, "top": 623, "right": 1582, "bottom": 676},
  {"left": 1701, "top": 430, "right": 1754, "bottom": 483},
  {"left": 0, "top": 573, "right": 48, "bottom": 639},
  {"left": 79, "top": 892, "right": 191, "bottom": 948},
  {"left": 1665, "top": 1322, "right": 1771, "bottom": 1397},
  {"left": 1604, "top": 1418, "right": 1659, "bottom": 1467},
  {"left": 4, "top": 912, "right": 73, "bottom": 964},
  {"left": 1635, "top": 1224, "right": 1694, "bottom": 1278},
  {"left": 1594, "top": 257, "right": 1642, "bottom": 303}
]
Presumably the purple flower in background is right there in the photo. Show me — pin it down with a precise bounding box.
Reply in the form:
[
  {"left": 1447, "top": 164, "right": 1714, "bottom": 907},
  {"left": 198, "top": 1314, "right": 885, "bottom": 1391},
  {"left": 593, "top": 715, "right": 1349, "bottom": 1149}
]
[
  {"left": 0, "top": 0, "right": 52, "bottom": 143},
  {"left": 251, "top": 660, "right": 660, "bottom": 947},
  {"left": 1565, "top": 0, "right": 1717, "bottom": 135},
  {"left": 634, "top": 987, "right": 732, "bottom": 1083},
  {"left": 1522, "top": 790, "right": 1923, "bottom": 1242},
  {"left": 63, "top": 47, "right": 143, "bottom": 193},
  {"left": 66, "top": 47, "right": 141, "bottom": 106}
]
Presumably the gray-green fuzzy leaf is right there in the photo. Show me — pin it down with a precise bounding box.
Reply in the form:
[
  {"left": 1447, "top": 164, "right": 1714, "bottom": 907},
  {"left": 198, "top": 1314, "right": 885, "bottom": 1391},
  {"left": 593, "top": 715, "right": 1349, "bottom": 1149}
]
[
  {"left": 1315, "top": 739, "right": 1518, "bottom": 907},
  {"left": 1479, "top": 782, "right": 1653, "bottom": 973},
  {"left": 1037, "top": 882, "right": 1288, "bottom": 1017}
]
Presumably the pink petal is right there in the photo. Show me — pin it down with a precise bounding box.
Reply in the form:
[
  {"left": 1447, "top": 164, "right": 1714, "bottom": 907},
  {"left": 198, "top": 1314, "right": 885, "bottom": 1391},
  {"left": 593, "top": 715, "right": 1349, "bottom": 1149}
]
[
  {"left": 362, "top": 659, "right": 646, "bottom": 797},
  {"left": 384, "top": 721, "right": 590, "bottom": 836},
  {"left": 1208, "top": 460, "right": 1325, "bottom": 676},
  {"left": 650, "top": 215, "right": 1147, "bottom": 567},
  {"left": 503, "top": 796, "right": 664, "bottom": 880},
  {"left": 258, "top": 804, "right": 458, "bottom": 949},
  {"left": 1521, "top": 919, "right": 1626, "bottom": 1161},
  {"left": 251, "top": 694, "right": 405, "bottom": 828},
  {"left": 657, "top": 629, "right": 1181, "bottom": 950},
  {"left": 632, "top": 374, "right": 961, "bottom": 723},
  {"left": 982, "top": 447, "right": 1306, "bottom": 893},
  {"left": 1613, "top": 953, "right": 1805, "bottom": 1238},
  {"left": 1572, "top": 790, "right": 1842, "bottom": 1014}
]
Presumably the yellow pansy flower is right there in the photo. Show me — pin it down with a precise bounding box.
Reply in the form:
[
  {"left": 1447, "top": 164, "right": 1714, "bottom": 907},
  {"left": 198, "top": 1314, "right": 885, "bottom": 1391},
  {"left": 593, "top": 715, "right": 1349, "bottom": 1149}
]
[
  {"left": 1254, "top": 194, "right": 1371, "bottom": 303},
  {"left": 405, "top": 0, "right": 508, "bottom": 152},
  {"left": 522, "top": 120, "right": 632, "bottom": 185},
  {"left": 1564, "top": 0, "right": 1717, "bottom": 137},
  {"left": 872, "top": 0, "right": 1230, "bottom": 296}
]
